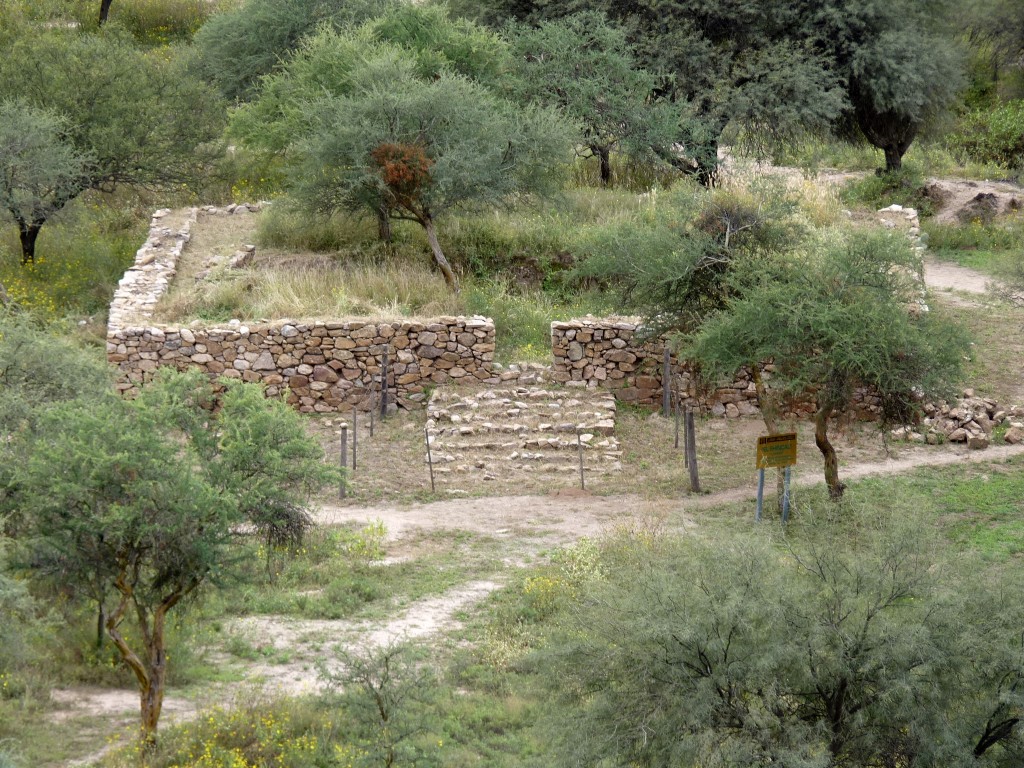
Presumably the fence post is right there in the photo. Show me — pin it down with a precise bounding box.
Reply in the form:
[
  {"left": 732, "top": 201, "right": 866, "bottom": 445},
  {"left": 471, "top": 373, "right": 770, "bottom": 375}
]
[
  {"left": 352, "top": 407, "right": 358, "bottom": 471},
  {"left": 662, "top": 347, "right": 671, "bottom": 417},
  {"left": 339, "top": 424, "right": 348, "bottom": 500},
  {"left": 685, "top": 406, "right": 701, "bottom": 493},
  {"left": 424, "top": 425, "right": 435, "bottom": 492},
  {"left": 380, "top": 350, "right": 390, "bottom": 420}
]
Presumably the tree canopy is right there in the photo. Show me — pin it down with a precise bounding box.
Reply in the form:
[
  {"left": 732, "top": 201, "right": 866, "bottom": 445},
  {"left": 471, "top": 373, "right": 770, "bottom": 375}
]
[
  {"left": 542, "top": 518, "right": 1024, "bottom": 767},
  {"left": 237, "top": 31, "right": 571, "bottom": 291},
  {"left": 0, "top": 29, "right": 224, "bottom": 262},
  {"left": 453, "top": 0, "right": 966, "bottom": 176},
  {"left": 194, "top": 0, "right": 400, "bottom": 102},
  {"left": 688, "top": 229, "right": 969, "bottom": 498},
  {"left": 504, "top": 12, "right": 680, "bottom": 185},
  {"left": 9, "top": 370, "right": 337, "bottom": 743}
]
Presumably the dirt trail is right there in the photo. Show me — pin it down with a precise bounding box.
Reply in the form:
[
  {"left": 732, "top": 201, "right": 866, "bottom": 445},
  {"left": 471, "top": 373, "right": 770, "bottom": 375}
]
[{"left": 57, "top": 163, "right": 1024, "bottom": 766}]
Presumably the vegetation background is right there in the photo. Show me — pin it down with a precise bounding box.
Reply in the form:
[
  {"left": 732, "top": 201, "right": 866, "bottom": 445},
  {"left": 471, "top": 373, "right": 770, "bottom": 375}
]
[{"left": 0, "top": 0, "right": 1023, "bottom": 765}]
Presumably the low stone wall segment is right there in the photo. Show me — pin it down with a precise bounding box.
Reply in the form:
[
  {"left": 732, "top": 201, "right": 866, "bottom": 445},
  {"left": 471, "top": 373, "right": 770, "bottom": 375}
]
[{"left": 107, "top": 207, "right": 502, "bottom": 412}]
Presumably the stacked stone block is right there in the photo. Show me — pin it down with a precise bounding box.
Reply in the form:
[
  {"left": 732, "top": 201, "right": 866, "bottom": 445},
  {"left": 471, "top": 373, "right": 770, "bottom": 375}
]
[
  {"left": 551, "top": 318, "right": 886, "bottom": 420},
  {"left": 107, "top": 208, "right": 500, "bottom": 412}
]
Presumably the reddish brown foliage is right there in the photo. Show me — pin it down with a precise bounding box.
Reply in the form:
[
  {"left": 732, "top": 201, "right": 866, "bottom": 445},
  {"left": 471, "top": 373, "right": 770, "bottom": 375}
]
[{"left": 370, "top": 143, "right": 433, "bottom": 207}]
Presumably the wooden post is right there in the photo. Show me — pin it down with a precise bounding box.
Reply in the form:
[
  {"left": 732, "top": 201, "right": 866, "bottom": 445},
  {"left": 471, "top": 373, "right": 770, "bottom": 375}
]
[
  {"left": 369, "top": 391, "right": 375, "bottom": 437},
  {"left": 576, "top": 429, "right": 585, "bottom": 491},
  {"left": 662, "top": 347, "right": 671, "bottom": 417},
  {"left": 674, "top": 397, "right": 681, "bottom": 451},
  {"left": 339, "top": 425, "right": 348, "bottom": 500},
  {"left": 352, "top": 408, "right": 358, "bottom": 471},
  {"left": 424, "top": 425, "right": 435, "bottom": 492},
  {"left": 380, "top": 351, "right": 389, "bottom": 420},
  {"left": 685, "top": 406, "right": 701, "bottom": 493}
]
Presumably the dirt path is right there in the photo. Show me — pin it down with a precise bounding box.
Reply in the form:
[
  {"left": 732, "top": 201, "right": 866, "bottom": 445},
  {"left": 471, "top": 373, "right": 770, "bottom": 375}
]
[{"left": 58, "top": 163, "right": 1024, "bottom": 766}]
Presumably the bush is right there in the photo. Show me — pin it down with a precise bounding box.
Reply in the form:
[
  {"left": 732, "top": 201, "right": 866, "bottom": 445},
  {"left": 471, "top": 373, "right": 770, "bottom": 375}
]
[
  {"left": 840, "top": 165, "right": 937, "bottom": 215},
  {"left": 539, "top": 515, "right": 1024, "bottom": 768},
  {"left": 105, "top": 0, "right": 223, "bottom": 45},
  {"left": 947, "top": 100, "right": 1024, "bottom": 171}
]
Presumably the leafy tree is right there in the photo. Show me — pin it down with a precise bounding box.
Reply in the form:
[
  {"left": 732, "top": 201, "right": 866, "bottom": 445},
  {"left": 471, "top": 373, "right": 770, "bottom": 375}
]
[
  {"left": 281, "top": 50, "right": 570, "bottom": 290},
  {"left": 688, "top": 230, "right": 968, "bottom": 499},
  {"left": 453, "top": 0, "right": 846, "bottom": 184},
  {"left": 0, "top": 102, "right": 91, "bottom": 266},
  {"left": 10, "top": 371, "right": 336, "bottom": 744},
  {"left": 504, "top": 12, "right": 679, "bottom": 186},
  {"left": 541, "top": 517, "right": 1024, "bottom": 767},
  {"left": 232, "top": 9, "right": 512, "bottom": 244},
  {"left": 193, "top": 0, "right": 399, "bottom": 102},
  {"left": 959, "top": 0, "right": 1024, "bottom": 104},
  {"left": 810, "top": 0, "right": 965, "bottom": 172},
  {"left": 0, "top": 29, "right": 224, "bottom": 263},
  {"left": 0, "top": 311, "right": 111, "bottom": 436}
]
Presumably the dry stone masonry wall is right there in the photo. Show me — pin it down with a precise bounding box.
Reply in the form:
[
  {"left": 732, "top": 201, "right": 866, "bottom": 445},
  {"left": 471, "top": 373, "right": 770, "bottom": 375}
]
[{"left": 107, "top": 207, "right": 501, "bottom": 412}]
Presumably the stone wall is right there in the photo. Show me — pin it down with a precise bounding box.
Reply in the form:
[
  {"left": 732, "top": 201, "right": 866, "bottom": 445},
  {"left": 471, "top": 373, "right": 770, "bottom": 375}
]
[
  {"left": 550, "top": 318, "right": 885, "bottom": 419},
  {"left": 107, "top": 207, "right": 500, "bottom": 412}
]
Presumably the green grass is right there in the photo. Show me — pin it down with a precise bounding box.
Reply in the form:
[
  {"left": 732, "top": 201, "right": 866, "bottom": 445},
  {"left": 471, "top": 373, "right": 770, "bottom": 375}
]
[
  {"left": 163, "top": 196, "right": 627, "bottom": 361},
  {"left": 774, "top": 137, "right": 1011, "bottom": 180},
  {"left": 207, "top": 524, "right": 503, "bottom": 622},
  {"left": 923, "top": 214, "right": 1024, "bottom": 283},
  {"left": 0, "top": 195, "right": 146, "bottom": 320}
]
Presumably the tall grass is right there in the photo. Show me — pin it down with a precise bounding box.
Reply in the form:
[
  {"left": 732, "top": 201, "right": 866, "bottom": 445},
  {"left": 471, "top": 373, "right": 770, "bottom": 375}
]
[
  {"left": 773, "top": 137, "right": 1010, "bottom": 180},
  {"left": 0, "top": 196, "right": 145, "bottom": 319},
  {"left": 922, "top": 214, "right": 1024, "bottom": 280}
]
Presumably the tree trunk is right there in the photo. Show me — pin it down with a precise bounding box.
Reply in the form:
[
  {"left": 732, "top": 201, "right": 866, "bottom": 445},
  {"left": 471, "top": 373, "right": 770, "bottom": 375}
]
[
  {"left": 0, "top": 281, "right": 9, "bottom": 307},
  {"left": 883, "top": 145, "right": 903, "bottom": 173},
  {"left": 376, "top": 204, "right": 392, "bottom": 246},
  {"left": 19, "top": 222, "right": 41, "bottom": 265},
  {"left": 814, "top": 403, "right": 845, "bottom": 500},
  {"left": 99, "top": 0, "right": 114, "bottom": 25},
  {"left": 96, "top": 603, "right": 106, "bottom": 651},
  {"left": 421, "top": 213, "right": 459, "bottom": 293},
  {"left": 597, "top": 145, "right": 612, "bottom": 186}
]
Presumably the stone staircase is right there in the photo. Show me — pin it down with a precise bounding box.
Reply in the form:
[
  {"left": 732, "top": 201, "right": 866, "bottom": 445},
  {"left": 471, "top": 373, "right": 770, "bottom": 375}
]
[{"left": 426, "top": 385, "right": 621, "bottom": 482}]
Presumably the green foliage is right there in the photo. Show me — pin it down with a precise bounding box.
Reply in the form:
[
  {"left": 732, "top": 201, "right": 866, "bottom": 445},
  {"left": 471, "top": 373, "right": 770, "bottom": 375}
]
[
  {"left": 840, "top": 166, "right": 937, "bottom": 216},
  {"left": 0, "top": 311, "right": 111, "bottom": 435},
  {"left": 463, "top": 280, "right": 610, "bottom": 361},
  {"left": 0, "top": 101, "right": 91, "bottom": 263},
  {"left": 464, "top": 0, "right": 848, "bottom": 181},
  {"left": 9, "top": 369, "right": 335, "bottom": 737},
  {"left": 103, "top": 0, "right": 223, "bottom": 45},
  {"left": 689, "top": 228, "right": 969, "bottom": 495},
  {"left": 503, "top": 12, "right": 679, "bottom": 186},
  {"left": 539, "top": 517, "right": 1024, "bottom": 767},
  {"left": 194, "top": 0, "right": 399, "bottom": 102},
  {"left": 574, "top": 179, "right": 805, "bottom": 336},
  {"left": 322, "top": 643, "right": 443, "bottom": 768},
  {"left": 366, "top": 3, "right": 508, "bottom": 86},
  {"left": 947, "top": 100, "right": 1024, "bottom": 170},
  {"left": 104, "top": 698, "right": 341, "bottom": 767},
  {"left": 0, "top": 28, "right": 225, "bottom": 261}
]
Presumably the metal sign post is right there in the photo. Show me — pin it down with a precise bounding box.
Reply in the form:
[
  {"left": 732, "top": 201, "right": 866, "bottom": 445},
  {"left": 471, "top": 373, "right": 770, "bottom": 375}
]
[{"left": 755, "top": 433, "right": 797, "bottom": 523}]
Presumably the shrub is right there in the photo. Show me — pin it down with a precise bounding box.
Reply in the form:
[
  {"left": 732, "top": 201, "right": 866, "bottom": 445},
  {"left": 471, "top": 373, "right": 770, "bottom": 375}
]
[
  {"left": 947, "top": 100, "right": 1024, "bottom": 170},
  {"left": 840, "top": 165, "right": 937, "bottom": 215}
]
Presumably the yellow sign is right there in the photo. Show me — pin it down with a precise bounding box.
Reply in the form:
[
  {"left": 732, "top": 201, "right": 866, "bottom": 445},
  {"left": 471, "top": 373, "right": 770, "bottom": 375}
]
[{"left": 756, "top": 433, "right": 797, "bottom": 469}]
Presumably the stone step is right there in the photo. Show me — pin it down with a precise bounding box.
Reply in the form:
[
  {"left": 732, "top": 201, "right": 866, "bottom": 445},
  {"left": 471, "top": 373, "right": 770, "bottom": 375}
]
[
  {"left": 428, "top": 420, "right": 616, "bottom": 437},
  {"left": 425, "top": 383, "right": 622, "bottom": 477},
  {"left": 428, "top": 434, "right": 618, "bottom": 450}
]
